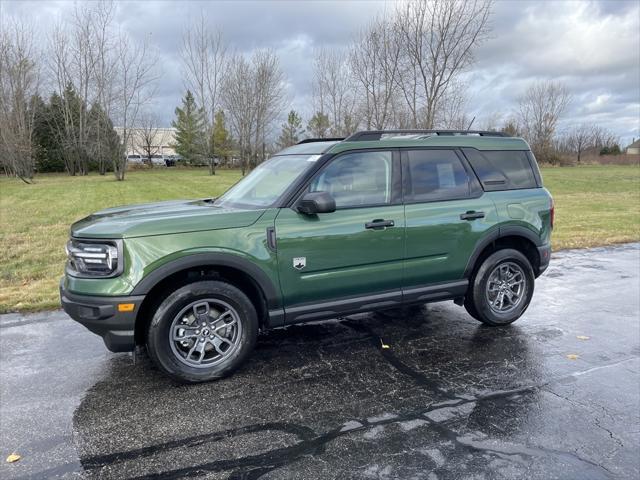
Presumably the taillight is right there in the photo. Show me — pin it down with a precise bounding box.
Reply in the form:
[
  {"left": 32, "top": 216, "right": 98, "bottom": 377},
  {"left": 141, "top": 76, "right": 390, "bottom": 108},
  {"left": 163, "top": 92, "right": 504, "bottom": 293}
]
[{"left": 550, "top": 197, "right": 555, "bottom": 229}]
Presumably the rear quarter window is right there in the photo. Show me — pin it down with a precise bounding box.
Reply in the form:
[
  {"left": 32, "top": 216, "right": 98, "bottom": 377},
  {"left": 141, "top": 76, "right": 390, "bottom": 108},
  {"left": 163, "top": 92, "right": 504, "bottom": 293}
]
[{"left": 462, "top": 148, "right": 540, "bottom": 190}]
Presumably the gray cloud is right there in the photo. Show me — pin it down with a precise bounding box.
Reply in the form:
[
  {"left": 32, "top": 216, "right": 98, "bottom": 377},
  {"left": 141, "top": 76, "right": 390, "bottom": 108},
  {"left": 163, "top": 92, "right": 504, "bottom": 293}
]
[{"left": 4, "top": 0, "right": 639, "bottom": 144}]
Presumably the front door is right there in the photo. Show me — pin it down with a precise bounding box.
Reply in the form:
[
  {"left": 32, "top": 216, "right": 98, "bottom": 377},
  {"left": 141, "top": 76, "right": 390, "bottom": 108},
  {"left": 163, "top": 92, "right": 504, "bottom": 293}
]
[{"left": 275, "top": 150, "right": 404, "bottom": 322}]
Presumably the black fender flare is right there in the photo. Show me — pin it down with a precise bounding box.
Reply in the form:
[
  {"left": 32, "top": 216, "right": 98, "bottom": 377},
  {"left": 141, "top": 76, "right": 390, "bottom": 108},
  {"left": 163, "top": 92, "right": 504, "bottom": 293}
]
[
  {"left": 463, "top": 225, "right": 543, "bottom": 278},
  {"left": 130, "top": 253, "right": 281, "bottom": 310}
]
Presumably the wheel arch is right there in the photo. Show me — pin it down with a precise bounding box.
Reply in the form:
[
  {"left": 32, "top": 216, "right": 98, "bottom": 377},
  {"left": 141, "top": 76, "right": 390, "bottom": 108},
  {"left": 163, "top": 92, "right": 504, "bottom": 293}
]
[
  {"left": 132, "top": 253, "right": 281, "bottom": 346},
  {"left": 464, "top": 226, "right": 543, "bottom": 280}
]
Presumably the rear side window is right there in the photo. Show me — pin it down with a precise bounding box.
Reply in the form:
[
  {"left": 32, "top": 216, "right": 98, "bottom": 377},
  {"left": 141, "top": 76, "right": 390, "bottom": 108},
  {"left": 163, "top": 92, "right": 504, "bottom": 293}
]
[
  {"left": 462, "top": 149, "right": 539, "bottom": 190},
  {"left": 404, "top": 150, "right": 470, "bottom": 202}
]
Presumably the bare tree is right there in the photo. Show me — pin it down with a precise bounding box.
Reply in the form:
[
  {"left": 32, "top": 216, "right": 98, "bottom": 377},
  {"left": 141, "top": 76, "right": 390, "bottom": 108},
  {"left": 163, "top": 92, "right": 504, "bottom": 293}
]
[
  {"left": 501, "top": 117, "right": 521, "bottom": 137},
  {"left": 49, "top": 5, "right": 96, "bottom": 175},
  {"left": 135, "top": 114, "right": 165, "bottom": 166},
  {"left": 111, "top": 34, "right": 158, "bottom": 180},
  {"left": 251, "top": 49, "right": 286, "bottom": 168},
  {"left": 565, "top": 124, "right": 596, "bottom": 163},
  {"left": 48, "top": 1, "right": 157, "bottom": 180},
  {"left": 0, "top": 20, "right": 40, "bottom": 183},
  {"left": 181, "top": 13, "right": 227, "bottom": 174},
  {"left": 434, "top": 82, "right": 471, "bottom": 130},
  {"left": 518, "top": 80, "right": 571, "bottom": 160},
  {"left": 591, "top": 125, "right": 619, "bottom": 151},
  {"left": 396, "top": 0, "right": 492, "bottom": 128},
  {"left": 312, "top": 48, "right": 355, "bottom": 136},
  {"left": 349, "top": 15, "right": 402, "bottom": 129},
  {"left": 477, "top": 111, "right": 504, "bottom": 132},
  {"left": 222, "top": 50, "right": 286, "bottom": 174},
  {"left": 223, "top": 54, "right": 256, "bottom": 175},
  {"left": 91, "top": 1, "right": 119, "bottom": 174},
  {"left": 48, "top": 1, "right": 119, "bottom": 176}
]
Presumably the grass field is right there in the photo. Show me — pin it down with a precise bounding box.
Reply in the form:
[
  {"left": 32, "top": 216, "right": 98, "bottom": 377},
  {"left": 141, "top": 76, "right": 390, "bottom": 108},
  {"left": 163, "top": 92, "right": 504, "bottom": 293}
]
[{"left": 1, "top": 165, "right": 638, "bottom": 313}]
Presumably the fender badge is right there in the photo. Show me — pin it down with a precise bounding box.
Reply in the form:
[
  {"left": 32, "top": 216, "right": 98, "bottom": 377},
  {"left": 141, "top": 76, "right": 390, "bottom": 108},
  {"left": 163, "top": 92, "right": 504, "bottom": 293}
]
[{"left": 293, "top": 257, "right": 306, "bottom": 270}]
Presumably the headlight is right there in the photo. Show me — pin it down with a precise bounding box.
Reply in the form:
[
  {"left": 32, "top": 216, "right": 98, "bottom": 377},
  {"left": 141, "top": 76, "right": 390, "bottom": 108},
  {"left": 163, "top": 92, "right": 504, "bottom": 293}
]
[{"left": 66, "top": 239, "right": 123, "bottom": 277}]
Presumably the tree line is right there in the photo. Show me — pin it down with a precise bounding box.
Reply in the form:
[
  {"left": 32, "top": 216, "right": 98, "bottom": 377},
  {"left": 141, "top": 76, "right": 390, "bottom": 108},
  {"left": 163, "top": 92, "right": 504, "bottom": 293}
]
[
  {"left": 1, "top": 0, "right": 625, "bottom": 184},
  {"left": 1, "top": 2, "right": 155, "bottom": 182}
]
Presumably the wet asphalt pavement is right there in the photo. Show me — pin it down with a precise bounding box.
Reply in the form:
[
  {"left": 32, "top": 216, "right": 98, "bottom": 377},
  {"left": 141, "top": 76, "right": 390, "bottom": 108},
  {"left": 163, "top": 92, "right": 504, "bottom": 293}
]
[{"left": 1, "top": 244, "right": 639, "bottom": 480}]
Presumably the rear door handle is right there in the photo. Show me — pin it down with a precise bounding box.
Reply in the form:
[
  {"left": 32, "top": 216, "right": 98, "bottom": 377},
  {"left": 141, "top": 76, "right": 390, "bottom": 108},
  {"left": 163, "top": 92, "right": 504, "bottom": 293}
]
[
  {"left": 460, "top": 211, "right": 485, "bottom": 221},
  {"left": 365, "top": 219, "right": 395, "bottom": 230}
]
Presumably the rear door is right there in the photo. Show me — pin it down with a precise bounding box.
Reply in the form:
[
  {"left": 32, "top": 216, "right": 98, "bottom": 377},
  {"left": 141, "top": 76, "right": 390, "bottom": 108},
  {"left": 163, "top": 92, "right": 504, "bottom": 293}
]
[
  {"left": 402, "top": 149, "right": 497, "bottom": 297},
  {"left": 275, "top": 149, "right": 405, "bottom": 321}
]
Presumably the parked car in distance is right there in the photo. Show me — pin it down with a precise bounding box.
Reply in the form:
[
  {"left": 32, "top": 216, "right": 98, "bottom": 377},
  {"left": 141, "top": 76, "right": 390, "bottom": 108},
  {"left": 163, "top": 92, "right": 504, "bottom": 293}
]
[
  {"left": 126, "top": 154, "right": 143, "bottom": 164},
  {"left": 150, "top": 154, "right": 165, "bottom": 166},
  {"left": 61, "top": 130, "right": 553, "bottom": 383}
]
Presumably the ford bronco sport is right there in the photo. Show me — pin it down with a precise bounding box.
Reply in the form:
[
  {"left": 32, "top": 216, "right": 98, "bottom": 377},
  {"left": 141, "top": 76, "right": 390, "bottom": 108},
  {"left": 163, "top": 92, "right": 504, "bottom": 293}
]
[{"left": 61, "top": 130, "right": 553, "bottom": 383}]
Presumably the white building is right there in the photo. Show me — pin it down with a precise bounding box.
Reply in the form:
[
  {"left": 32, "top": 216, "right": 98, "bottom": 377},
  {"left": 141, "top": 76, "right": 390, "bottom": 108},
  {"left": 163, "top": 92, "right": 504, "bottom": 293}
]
[
  {"left": 114, "top": 127, "right": 177, "bottom": 156},
  {"left": 626, "top": 139, "right": 640, "bottom": 155}
]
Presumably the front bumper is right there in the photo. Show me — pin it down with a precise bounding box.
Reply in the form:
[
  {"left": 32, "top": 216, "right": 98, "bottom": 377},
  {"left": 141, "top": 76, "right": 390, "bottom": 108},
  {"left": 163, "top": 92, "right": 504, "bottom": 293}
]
[
  {"left": 537, "top": 243, "right": 551, "bottom": 276},
  {"left": 60, "top": 280, "right": 145, "bottom": 352}
]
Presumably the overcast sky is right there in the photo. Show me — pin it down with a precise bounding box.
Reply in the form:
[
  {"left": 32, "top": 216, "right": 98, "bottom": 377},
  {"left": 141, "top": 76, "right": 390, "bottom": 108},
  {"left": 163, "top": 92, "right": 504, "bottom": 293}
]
[{"left": 4, "top": 0, "right": 639, "bottom": 145}]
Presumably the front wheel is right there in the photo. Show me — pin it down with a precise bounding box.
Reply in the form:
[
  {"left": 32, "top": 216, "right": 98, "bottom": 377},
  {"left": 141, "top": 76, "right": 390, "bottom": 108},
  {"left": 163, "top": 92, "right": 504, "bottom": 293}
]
[
  {"left": 146, "top": 280, "right": 258, "bottom": 383},
  {"left": 464, "top": 249, "right": 535, "bottom": 326}
]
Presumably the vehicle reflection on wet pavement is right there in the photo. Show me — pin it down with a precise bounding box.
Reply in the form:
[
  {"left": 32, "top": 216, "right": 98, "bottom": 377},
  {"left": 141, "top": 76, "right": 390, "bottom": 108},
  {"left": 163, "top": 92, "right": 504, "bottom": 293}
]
[{"left": 1, "top": 244, "right": 639, "bottom": 479}]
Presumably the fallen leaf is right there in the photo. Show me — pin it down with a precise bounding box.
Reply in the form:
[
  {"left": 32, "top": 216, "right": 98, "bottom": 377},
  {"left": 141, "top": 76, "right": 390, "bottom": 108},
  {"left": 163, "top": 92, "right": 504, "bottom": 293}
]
[
  {"left": 576, "top": 335, "right": 590, "bottom": 340},
  {"left": 380, "top": 339, "right": 390, "bottom": 349},
  {"left": 6, "top": 453, "right": 21, "bottom": 463},
  {"left": 566, "top": 354, "right": 579, "bottom": 360}
]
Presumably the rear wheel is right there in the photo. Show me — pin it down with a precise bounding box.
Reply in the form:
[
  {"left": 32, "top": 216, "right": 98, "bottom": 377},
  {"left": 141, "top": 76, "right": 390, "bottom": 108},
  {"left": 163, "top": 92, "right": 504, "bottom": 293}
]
[
  {"left": 464, "top": 249, "right": 534, "bottom": 326},
  {"left": 146, "top": 280, "right": 258, "bottom": 383}
]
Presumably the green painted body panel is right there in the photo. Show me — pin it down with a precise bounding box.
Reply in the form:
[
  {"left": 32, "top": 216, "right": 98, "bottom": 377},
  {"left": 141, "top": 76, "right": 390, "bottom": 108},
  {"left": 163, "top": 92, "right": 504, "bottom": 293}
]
[
  {"left": 64, "top": 208, "right": 279, "bottom": 297},
  {"left": 404, "top": 195, "right": 499, "bottom": 287},
  {"left": 71, "top": 199, "right": 264, "bottom": 239},
  {"left": 488, "top": 188, "right": 553, "bottom": 245},
  {"left": 274, "top": 205, "right": 405, "bottom": 306}
]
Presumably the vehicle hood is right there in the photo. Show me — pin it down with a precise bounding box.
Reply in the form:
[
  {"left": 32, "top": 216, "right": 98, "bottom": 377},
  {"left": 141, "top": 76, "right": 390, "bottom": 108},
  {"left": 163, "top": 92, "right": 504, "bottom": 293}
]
[{"left": 71, "top": 199, "right": 266, "bottom": 239}]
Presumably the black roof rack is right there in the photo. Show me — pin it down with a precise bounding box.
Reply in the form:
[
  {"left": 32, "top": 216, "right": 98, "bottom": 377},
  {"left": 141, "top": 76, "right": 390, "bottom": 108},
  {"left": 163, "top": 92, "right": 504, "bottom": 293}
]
[
  {"left": 344, "top": 130, "right": 508, "bottom": 141},
  {"left": 297, "top": 137, "right": 345, "bottom": 144}
]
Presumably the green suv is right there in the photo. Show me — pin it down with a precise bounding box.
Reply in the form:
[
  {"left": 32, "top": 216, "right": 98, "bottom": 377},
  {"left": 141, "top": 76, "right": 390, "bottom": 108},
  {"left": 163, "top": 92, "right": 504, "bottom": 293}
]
[{"left": 61, "top": 130, "right": 553, "bottom": 383}]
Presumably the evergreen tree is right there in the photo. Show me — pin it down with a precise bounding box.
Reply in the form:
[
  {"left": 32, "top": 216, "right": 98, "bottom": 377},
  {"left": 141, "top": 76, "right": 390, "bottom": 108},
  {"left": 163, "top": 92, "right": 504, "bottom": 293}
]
[
  {"left": 211, "top": 110, "right": 232, "bottom": 168},
  {"left": 31, "top": 95, "right": 66, "bottom": 173},
  {"left": 276, "top": 110, "right": 305, "bottom": 149},
  {"left": 60, "top": 83, "right": 91, "bottom": 175},
  {"left": 87, "top": 102, "right": 120, "bottom": 175},
  {"left": 171, "top": 90, "right": 207, "bottom": 164},
  {"left": 307, "top": 111, "right": 330, "bottom": 138}
]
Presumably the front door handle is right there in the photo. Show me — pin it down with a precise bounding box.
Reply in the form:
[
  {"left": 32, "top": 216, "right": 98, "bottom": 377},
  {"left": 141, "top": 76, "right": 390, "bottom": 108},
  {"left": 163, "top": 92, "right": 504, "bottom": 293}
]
[
  {"left": 460, "top": 211, "right": 485, "bottom": 221},
  {"left": 365, "top": 219, "right": 395, "bottom": 230}
]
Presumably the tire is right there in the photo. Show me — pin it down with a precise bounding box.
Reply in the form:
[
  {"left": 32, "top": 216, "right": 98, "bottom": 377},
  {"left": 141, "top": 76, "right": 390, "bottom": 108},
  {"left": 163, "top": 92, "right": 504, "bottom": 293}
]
[
  {"left": 146, "top": 280, "right": 258, "bottom": 383},
  {"left": 463, "top": 293, "right": 481, "bottom": 321},
  {"left": 464, "top": 249, "right": 535, "bottom": 326}
]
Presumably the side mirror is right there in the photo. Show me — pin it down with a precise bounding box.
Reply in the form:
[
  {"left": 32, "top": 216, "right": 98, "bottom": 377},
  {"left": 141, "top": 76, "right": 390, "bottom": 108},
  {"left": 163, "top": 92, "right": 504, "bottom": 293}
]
[{"left": 297, "top": 191, "right": 336, "bottom": 215}]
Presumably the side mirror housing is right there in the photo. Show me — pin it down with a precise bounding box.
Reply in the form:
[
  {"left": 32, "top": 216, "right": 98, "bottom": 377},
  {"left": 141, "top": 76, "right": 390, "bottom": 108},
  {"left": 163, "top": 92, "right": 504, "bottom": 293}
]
[{"left": 297, "top": 191, "right": 336, "bottom": 215}]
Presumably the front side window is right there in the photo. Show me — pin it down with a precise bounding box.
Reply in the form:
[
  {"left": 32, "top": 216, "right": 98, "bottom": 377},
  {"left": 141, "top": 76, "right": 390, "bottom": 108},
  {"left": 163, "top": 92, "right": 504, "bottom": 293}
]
[
  {"left": 404, "top": 150, "right": 470, "bottom": 202},
  {"left": 309, "top": 151, "right": 393, "bottom": 208}
]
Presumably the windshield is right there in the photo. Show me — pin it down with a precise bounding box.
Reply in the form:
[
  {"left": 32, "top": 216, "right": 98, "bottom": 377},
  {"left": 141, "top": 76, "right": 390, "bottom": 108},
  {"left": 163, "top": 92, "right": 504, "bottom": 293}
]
[{"left": 214, "top": 154, "right": 320, "bottom": 209}]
